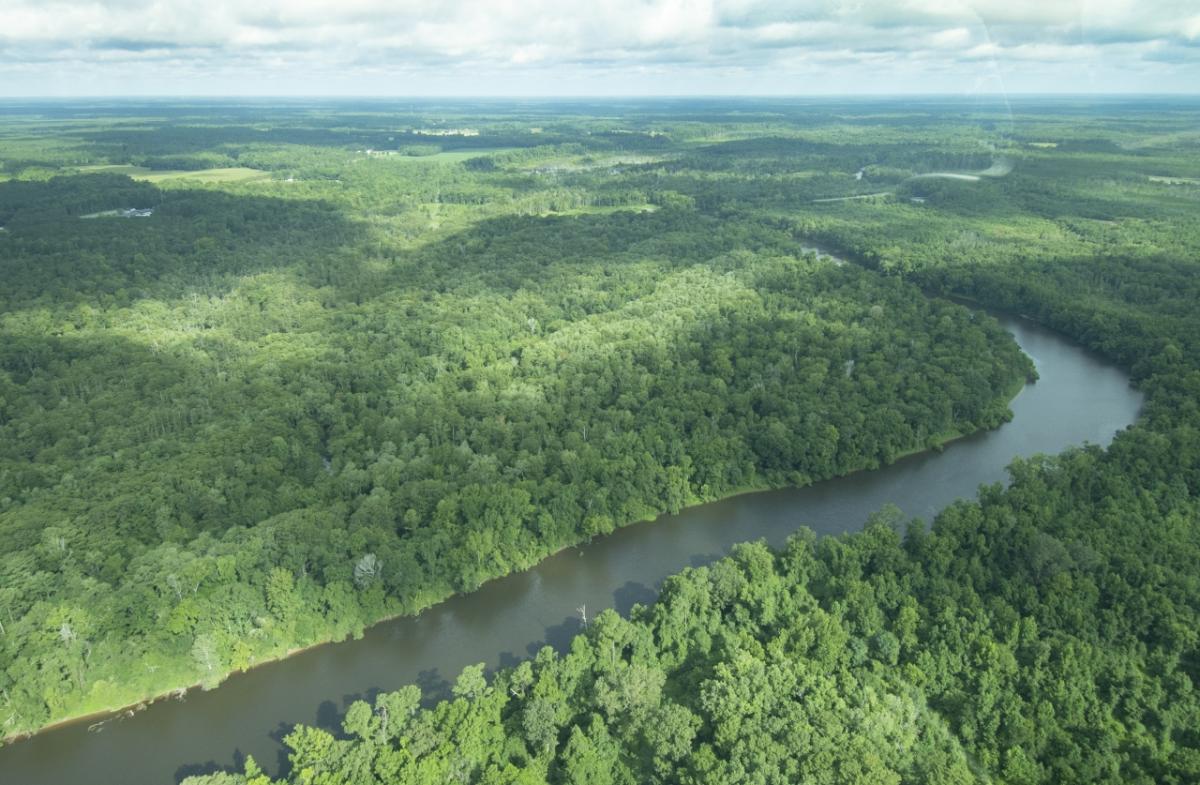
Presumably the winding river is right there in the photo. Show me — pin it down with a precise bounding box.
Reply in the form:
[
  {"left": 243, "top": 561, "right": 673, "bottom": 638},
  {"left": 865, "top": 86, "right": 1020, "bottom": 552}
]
[{"left": 0, "top": 311, "right": 1143, "bottom": 785}]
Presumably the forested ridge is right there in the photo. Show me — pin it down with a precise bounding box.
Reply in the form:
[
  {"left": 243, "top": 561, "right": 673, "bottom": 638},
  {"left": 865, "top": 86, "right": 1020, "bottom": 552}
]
[
  {"left": 0, "top": 106, "right": 1034, "bottom": 739},
  {"left": 1, "top": 99, "right": 1198, "bottom": 785}
]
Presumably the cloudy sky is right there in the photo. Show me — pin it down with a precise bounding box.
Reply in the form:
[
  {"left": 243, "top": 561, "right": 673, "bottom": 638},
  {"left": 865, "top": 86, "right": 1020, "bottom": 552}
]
[{"left": 2, "top": 0, "right": 1198, "bottom": 96}]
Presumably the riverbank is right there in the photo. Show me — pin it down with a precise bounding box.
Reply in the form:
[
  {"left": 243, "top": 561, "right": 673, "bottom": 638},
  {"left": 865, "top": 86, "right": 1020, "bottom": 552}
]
[
  {"left": 7, "top": 244, "right": 1044, "bottom": 742},
  {"left": 0, "top": 236, "right": 1041, "bottom": 745},
  {"left": 0, "top": 311, "right": 1143, "bottom": 785},
  {"left": 3, "top": 339, "right": 1034, "bottom": 745},
  {"left": 1, "top": 636, "right": 336, "bottom": 745}
]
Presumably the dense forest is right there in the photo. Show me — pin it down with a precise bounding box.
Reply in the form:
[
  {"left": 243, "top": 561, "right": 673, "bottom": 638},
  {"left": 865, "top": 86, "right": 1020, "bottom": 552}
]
[
  {"left": 0, "top": 103, "right": 1035, "bottom": 739},
  {"left": 193, "top": 442, "right": 1200, "bottom": 785},
  {"left": 1, "top": 99, "right": 1198, "bottom": 784}
]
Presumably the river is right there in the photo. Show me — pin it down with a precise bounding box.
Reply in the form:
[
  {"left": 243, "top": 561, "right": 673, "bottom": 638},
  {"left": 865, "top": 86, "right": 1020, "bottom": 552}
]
[{"left": 0, "top": 312, "right": 1143, "bottom": 785}]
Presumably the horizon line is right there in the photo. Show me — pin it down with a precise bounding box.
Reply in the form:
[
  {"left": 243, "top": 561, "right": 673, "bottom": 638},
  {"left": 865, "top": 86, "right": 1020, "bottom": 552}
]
[{"left": 2, "top": 92, "right": 1200, "bottom": 101}]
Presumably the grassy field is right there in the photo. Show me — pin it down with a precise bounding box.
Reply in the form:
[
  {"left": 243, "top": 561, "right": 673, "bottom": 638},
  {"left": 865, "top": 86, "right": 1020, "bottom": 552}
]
[
  {"left": 511, "top": 153, "right": 671, "bottom": 172},
  {"left": 547, "top": 203, "right": 659, "bottom": 216},
  {"left": 1148, "top": 175, "right": 1200, "bottom": 185},
  {"left": 74, "top": 164, "right": 272, "bottom": 183},
  {"left": 365, "top": 148, "right": 518, "bottom": 164}
]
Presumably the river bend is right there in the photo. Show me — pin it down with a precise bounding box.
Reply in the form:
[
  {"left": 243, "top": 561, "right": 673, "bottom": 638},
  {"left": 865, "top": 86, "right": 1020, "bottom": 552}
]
[{"left": 0, "top": 312, "right": 1143, "bottom": 785}]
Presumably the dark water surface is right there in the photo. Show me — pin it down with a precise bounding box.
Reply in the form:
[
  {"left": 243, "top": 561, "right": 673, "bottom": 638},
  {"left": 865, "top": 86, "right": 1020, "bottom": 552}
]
[{"left": 0, "top": 314, "right": 1143, "bottom": 785}]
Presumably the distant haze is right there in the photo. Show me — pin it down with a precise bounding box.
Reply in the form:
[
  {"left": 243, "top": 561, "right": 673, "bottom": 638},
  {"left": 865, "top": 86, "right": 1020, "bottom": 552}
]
[{"left": 2, "top": 0, "right": 1198, "bottom": 96}]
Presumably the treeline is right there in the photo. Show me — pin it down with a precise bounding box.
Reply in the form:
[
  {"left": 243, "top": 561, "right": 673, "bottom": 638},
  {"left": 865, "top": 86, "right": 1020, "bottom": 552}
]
[
  {"left": 0, "top": 173, "right": 158, "bottom": 225},
  {"left": 0, "top": 173, "right": 1030, "bottom": 736},
  {"left": 184, "top": 432, "right": 1200, "bottom": 785},
  {"left": 164, "top": 100, "right": 1200, "bottom": 785},
  {"left": 5, "top": 102, "right": 1199, "bottom": 784}
]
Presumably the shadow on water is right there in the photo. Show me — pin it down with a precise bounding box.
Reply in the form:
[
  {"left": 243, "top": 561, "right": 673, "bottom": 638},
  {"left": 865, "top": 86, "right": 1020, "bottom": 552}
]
[
  {"left": 688, "top": 552, "right": 726, "bottom": 570},
  {"left": 268, "top": 724, "right": 296, "bottom": 774},
  {"left": 314, "top": 701, "right": 342, "bottom": 734},
  {"left": 531, "top": 616, "right": 586, "bottom": 659},
  {"left": 613, "top": 581, "right": 657, "bottom": 615},
  {"left": 174, "top": 750, "right": 243, "bottom": 784},
  {"left": 415, "top": 669, "right": 452, "bottom": 707},
  {"left": 497, "top": 651, "right": 524, "bottom": 671}
]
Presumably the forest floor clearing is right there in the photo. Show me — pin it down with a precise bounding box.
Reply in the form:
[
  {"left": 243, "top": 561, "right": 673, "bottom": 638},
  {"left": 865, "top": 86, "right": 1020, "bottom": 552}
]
[{"left": 75, "top": 164, "right": 271, "bottom": 183}]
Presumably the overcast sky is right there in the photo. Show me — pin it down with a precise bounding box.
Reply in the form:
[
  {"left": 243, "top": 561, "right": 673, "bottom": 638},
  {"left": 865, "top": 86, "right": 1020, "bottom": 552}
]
[{"left": 2, "top": 0, "right": 1198, "bottom": 96}]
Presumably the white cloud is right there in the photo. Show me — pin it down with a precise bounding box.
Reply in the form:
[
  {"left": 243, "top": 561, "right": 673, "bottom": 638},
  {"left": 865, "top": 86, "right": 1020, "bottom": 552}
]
[
  {"left": 928, "top": 27, "right": 972, "bottom": 48},
  {"left": 1184, "top": 14, "right": 1200, "bottom": 40},
  {"left": 0, "top": 0, "right": 1195, "bottom": 95}
]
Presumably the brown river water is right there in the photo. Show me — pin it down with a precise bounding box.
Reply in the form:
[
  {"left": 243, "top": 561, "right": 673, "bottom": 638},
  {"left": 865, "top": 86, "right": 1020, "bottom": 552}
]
[{"left": 0, "top": 312, "right": 1143, "bottom": 785}]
